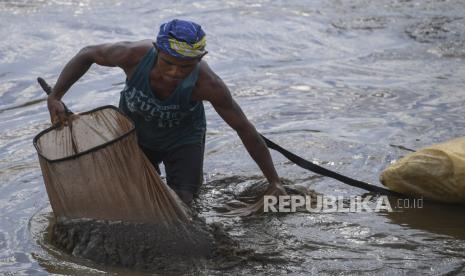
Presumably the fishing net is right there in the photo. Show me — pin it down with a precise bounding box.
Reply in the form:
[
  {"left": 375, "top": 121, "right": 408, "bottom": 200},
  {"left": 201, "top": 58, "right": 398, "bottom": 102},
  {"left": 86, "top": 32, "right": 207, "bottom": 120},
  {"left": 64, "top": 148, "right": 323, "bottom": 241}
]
[
  {"left": 380, "top": 137, "right": 465, "bottom": 203},
  {"left": 34, "top": 105, "right": 192, "bottom": 223},
  {"left": 33, "top": 106, "right": 216, "bottom": 268}
]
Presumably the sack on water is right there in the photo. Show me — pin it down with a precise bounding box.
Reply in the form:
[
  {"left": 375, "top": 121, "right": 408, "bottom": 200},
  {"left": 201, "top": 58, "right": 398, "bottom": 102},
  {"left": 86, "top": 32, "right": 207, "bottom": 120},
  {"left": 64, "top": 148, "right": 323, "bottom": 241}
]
[
  {"left": 33, "top": 105, "right": 191, "bottom": 224},
  {"left": 380, "top": 137, "right": 465, "bottom": 203}
]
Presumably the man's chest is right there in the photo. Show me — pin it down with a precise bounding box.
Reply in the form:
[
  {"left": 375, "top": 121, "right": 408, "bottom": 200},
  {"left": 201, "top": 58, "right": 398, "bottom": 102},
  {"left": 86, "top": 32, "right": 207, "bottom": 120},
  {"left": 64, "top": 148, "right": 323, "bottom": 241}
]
[
  {"left": 122, "top": 85, "right": 186, "bottom": 127},
  {"left": 149, "top": 79, "right": 176, "bottom": 101},
  {"left": 149, "top": 76, "right": 203, "bottom": 102}
]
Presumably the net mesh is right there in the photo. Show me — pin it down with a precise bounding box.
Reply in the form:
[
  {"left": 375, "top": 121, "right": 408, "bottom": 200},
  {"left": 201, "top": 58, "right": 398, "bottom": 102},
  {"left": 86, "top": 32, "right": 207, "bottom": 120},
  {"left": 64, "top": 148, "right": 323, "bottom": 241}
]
[{"left": 34, "top": 106, "right": 192, "bottom": 224}]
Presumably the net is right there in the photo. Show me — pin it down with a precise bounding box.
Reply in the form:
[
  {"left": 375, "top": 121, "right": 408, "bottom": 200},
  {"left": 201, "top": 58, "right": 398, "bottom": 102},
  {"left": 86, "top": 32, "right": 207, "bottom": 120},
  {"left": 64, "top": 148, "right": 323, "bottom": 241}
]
[{"left": 34, "top": 105, "right": 191, "bottom": 224}]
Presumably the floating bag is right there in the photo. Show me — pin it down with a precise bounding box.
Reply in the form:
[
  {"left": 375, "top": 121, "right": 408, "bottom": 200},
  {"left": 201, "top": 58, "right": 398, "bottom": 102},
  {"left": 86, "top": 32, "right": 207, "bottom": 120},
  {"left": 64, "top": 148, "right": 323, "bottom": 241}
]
[
  {"left": 33, "top": 106, "right": 191, "bottom": 224},
  {"left": 380, "top": 137, "right": 465, "bottom": 203}
]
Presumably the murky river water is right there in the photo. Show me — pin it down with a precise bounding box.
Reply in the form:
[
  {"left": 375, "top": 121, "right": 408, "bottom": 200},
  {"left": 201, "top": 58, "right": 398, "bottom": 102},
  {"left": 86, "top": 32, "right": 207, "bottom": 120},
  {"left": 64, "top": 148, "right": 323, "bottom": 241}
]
[{"left": 1, "top": 0, "right": 465, "bottom": 274}]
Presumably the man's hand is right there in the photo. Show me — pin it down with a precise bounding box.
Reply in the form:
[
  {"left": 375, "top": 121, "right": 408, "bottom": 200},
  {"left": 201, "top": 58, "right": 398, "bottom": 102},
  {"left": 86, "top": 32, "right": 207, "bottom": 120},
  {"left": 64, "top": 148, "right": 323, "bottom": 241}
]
[
  {"left": 225, "top": 181, "right": 288, "bottom": 217},
  {"left": 47, "top": 96, "right": 67, "bottom": 125},
  {"left": 269, "top": 180, "right": 287, "bottom": 194}
]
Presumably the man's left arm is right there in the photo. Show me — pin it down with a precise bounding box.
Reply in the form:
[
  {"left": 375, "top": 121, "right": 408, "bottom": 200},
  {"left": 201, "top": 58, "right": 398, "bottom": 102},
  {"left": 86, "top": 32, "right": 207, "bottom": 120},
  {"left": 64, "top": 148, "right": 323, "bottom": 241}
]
[{"left": 198, "top": 66, "right": 283, "bottom": 189}]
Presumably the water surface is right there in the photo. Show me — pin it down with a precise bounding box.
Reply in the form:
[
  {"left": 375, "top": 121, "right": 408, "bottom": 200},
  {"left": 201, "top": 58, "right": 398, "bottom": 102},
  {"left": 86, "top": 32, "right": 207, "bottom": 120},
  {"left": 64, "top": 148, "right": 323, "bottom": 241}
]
[{"left": 1, "top": 0, "right": 465, "bottom": 274}]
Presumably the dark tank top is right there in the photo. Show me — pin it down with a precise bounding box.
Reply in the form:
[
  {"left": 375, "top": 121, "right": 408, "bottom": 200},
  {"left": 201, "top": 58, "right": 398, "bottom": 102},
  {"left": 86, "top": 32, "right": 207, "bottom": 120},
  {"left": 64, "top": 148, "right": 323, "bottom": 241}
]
[{"left": 119, "top": 47, "right": 206, "bottom": 151}]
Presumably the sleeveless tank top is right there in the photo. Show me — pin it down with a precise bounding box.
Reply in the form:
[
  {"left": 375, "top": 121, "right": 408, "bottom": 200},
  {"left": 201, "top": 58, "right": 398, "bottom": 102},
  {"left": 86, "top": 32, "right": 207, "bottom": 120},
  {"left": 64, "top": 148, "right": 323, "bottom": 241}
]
[{"left": 119, "top": 47, "right": 206, "bottom": 151}]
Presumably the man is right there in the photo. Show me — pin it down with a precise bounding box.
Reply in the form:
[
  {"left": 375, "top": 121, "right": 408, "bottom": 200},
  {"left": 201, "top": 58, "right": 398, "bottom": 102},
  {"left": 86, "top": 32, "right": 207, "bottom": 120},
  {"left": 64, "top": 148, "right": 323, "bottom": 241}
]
[{"left": 47, "top": 19, "right": 285, "bottom": 212}]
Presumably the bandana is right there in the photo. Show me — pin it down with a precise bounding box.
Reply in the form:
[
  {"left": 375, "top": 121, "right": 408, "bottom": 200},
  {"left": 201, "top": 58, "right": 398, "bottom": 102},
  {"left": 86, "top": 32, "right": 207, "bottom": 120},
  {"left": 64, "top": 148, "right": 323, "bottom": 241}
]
[{"left": 156, "top": 19, "right": 207, "bottom": 59}]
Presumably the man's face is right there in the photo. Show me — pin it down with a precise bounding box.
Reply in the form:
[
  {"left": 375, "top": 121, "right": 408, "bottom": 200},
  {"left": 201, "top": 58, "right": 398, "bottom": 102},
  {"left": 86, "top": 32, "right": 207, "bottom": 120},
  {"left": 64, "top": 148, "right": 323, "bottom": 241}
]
[{"left": 156, "top": 50, "right": 200, "bottom": 82}]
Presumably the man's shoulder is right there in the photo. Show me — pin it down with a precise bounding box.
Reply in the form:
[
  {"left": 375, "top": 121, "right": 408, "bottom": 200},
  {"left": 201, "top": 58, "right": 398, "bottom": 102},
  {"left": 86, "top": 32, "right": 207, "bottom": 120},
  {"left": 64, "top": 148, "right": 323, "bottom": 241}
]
[
  {"left": 122, "top": 39, "right": 154, "bottom": 63},
  {"left": 194, "top": 61, "right": 227, "bottom": 101},
  {"left": 101, "top": 40, "right": 153, "bottom": 74},
  {"left": 197, "top": 61, "right": 221, "bottom": 88}
]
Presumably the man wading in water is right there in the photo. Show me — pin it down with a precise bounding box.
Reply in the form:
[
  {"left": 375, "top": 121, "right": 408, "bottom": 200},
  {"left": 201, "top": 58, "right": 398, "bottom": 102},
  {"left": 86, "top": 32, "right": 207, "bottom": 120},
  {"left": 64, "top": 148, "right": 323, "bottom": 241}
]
[{"left": 47, "top": 19, "right": 285, "bottom": 212}]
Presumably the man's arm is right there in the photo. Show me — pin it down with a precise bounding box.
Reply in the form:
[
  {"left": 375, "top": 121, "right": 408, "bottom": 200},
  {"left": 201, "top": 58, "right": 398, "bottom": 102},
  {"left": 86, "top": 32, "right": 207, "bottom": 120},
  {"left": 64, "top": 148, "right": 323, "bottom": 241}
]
[
  {"left": 197, "top": 63, "right": 282, "bottom": 187},
  {"left": 47, "top": 40, "right": 150, "bottom": 123}
]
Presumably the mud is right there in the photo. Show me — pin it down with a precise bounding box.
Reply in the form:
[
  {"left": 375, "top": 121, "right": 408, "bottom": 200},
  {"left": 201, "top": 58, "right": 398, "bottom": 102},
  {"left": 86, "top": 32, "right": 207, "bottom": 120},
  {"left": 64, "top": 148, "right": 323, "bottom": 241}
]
[
  {"left": 199, "top": 176, "right": 319, "bottom": 213},
  {"left": 48, "top": 176, "right": 320, "bottom": 272},
  {"left": 50, "top": 216, "right": 216, "bottom": 271}
]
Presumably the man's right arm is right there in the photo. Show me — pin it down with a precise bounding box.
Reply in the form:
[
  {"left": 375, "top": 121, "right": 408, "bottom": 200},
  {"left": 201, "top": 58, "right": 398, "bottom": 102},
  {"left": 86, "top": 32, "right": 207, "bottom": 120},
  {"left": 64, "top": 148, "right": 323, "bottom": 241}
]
[{"left": 47, "top": 40, "right": 149, "bottom": 123}]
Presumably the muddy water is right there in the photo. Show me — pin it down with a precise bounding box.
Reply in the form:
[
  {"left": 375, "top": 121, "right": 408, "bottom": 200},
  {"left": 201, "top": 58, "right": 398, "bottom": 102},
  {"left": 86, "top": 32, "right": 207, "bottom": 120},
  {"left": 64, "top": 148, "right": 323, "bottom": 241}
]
[{"left": 1, "top": 0, "right": 465, "bottom": 274}]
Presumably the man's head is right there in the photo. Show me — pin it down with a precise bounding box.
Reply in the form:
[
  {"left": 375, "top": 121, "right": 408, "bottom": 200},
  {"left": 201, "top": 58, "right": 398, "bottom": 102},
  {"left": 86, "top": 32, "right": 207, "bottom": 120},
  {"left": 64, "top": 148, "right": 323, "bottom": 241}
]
[{"left": 154, "top": 19, "right": 207, "bottom": 81}]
